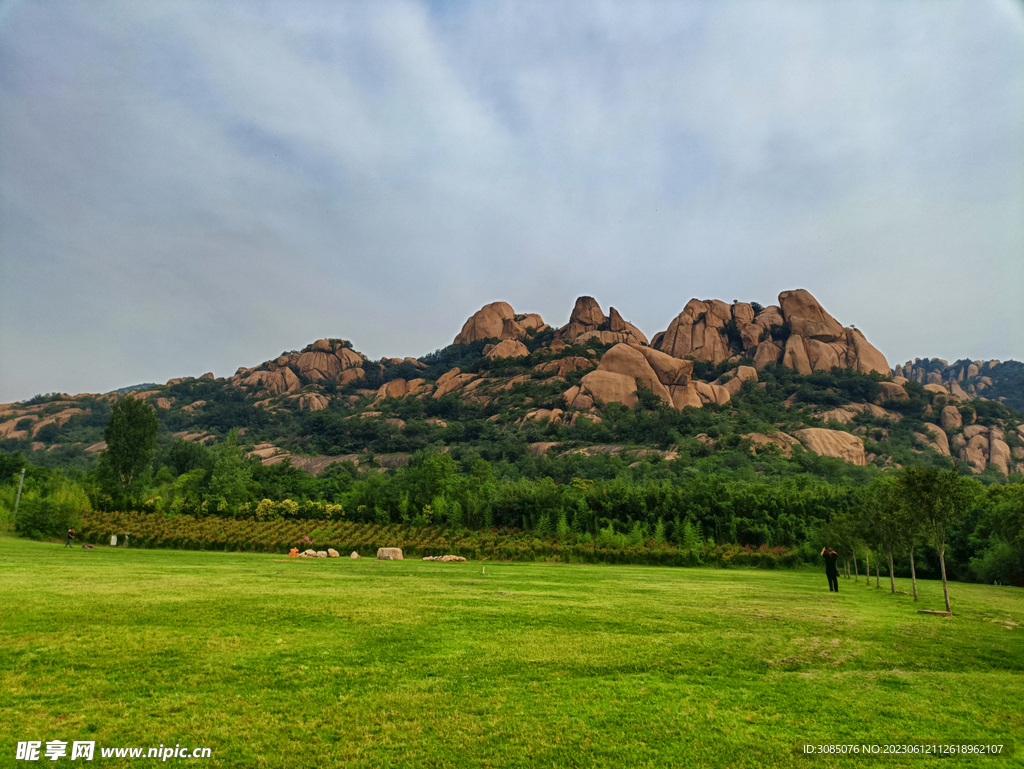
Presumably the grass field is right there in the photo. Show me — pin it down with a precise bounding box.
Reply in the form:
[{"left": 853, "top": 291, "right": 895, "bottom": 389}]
[{"left": 1, "top": 537, "right": 1022, "bottom": 768}]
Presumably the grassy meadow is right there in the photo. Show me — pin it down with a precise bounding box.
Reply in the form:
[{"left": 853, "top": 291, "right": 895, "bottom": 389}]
[{"left": 1, "top": 536, "right": 1022, "bottom": 768}]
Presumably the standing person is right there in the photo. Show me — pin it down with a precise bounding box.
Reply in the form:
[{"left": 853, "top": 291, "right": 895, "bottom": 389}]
[
  {"left": 821, "top": 546, "right": 839, "bottom": 592},
  {"left": 65, "top": 528, "right": 75, "bottom": 548}
]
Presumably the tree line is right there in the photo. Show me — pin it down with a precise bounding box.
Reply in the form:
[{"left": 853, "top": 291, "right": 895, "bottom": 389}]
[{"left": 2, "top": 397, "right": 1021, "bottom": 588}]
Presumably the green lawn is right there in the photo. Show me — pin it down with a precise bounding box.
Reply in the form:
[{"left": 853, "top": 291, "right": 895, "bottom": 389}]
[{"left": 1, "top": 537, "right": 1021, "bottom": 768}]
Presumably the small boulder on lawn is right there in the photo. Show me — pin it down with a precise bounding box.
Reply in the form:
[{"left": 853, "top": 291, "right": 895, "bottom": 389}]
[
  {"left": 377, "top": 547, "right": 403, "bottom": 560},
  {"left": 327, "top": 548, "right": 339, "bottom": 558},
  {"left": 350, "top": 551, "right": 360, "bottom": 559}
]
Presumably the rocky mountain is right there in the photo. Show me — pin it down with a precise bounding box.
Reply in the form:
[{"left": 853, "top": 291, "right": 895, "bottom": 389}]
[{"left": 2, "top": 288, "right": 1022, "bottom": 479}]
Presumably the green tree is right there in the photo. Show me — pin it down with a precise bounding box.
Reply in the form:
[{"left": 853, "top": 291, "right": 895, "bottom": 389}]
[
  {"left": 898, "top": 468, "right": 980, "bottom": 613},
  {"left": 871, "top": 478, "right": 906, "bottom": 594},
  {"left": 206, "top": 430, "right": 254, "bottom": 514},
  {"left": 100, "top": 397, "right": 159, "bottom": 507}
]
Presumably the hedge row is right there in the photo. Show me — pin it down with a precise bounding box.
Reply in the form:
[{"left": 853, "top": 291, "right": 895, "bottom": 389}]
[{"left": 78, "top": 510, "right": 806, "bottom": 568}]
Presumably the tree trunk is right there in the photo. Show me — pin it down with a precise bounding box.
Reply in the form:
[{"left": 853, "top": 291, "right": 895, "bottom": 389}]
[
  {"left": 887, "top": 552, "right": 896, "bottom": 593},
  {"left": 875, "top": 559, "right": 880, "bottom": 588},
  {"left": 853, "top": 551, "right": 859, "bottom": 583},
  {"left": 865, "top": 547, "right": 871, "bottom": 588},
  {"left": 939, "top": 544, "right": 952, "bottom": 613},
  {"left": 909, "top": 544, "right": 919, "bottom": 602}
]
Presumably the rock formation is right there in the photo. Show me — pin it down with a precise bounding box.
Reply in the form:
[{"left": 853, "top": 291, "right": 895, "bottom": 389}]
[
  {"left": 299, "top": 393, "right": 330, "bottom": 411},
  {"left": 454, "top": 302, "right": 546, "bottom": 345},
  {"left": 432, "top": 368, "right": 478, "bottom": 399},
  {"left": 742, "top": 432, "right": 801, "bottom": 455},
  {"left": 561, "top": 342, "right": 705, "bottom": 411},
  {"left": 484, "top": 339, "right": 530, "bottom": 359},
  {"left": 791, "top": 428, "right": 866, "bottom": 466},
  {"left": 534, "top": 356, "right": 593, "bottom": 377},
  {"left": 651, "top": 289, "right": 890, "bottom": 376},
  {"left": 557, "top": 297, "right": 648, "bottom": 346},
  {"left": 232, "top": 339, "right": 365, "bottom": 396},
  {"left": 653, "top": 299, "right": 736, "bottom": 363}
]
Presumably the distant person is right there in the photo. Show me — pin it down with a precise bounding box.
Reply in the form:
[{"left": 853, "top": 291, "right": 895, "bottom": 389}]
[
  {"left": 65, "top": 528, "right": 75, "bottom": 548},
  {"left": 821, "top": 546, "right": 839, "bottom": 592}
]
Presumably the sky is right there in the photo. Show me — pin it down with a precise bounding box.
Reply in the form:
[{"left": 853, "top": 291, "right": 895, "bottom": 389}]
[{"left": 1, "top": 0, "right": 1022, "bottom": 402}]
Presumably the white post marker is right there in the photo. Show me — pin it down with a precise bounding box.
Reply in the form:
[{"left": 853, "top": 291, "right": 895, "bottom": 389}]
[
  {"left": 110, "top": 535, "right": 117, "bottom": 547},
  {"left": 11, "top": 468, "right": 25, "bottom": 529}
]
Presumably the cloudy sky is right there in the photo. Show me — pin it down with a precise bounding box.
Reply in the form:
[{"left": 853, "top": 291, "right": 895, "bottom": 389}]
[{"left": 1, "top": 0, "right": 1022, "bottom": 402}]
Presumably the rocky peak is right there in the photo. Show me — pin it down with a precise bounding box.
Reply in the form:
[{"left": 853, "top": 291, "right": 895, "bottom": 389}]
[
  {"left": 557, "top": 296, "right": 648, "bottom": 347},
  {"left": 652, "top": 289, "right": 889, "bottom": 376},
  {"left": 569, "top": 296, "right": 606, "bottom": 327},
  {"left": 778, "top": 288, "right": 845, "bottom": 342},
  {"left": 231, "top": 339, "right": 365, "bottom": 396},
  {"left": 453, "top": 302, "right": 546, "bottom": 345}
]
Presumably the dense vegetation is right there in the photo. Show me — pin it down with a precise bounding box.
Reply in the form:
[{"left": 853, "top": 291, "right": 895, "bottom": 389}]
[
  {"left": 2, "top": 340, "right": 1022, "bottom": 585},
  {"left": 3, "top": 437, "right": 1022, "bottom": 585}
]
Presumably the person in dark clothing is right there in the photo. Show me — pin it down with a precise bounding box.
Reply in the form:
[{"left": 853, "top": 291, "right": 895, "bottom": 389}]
[
  {"left": 821, "top": 546, "right": 839, "bottom": 592},
  {"left": 65, "top": 528, "right": 75, "bottom": 548}
]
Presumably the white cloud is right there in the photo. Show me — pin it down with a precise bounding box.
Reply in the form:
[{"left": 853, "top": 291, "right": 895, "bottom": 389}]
[{"left": 1, "top": 0, "right": 1021, "bottom": 400}]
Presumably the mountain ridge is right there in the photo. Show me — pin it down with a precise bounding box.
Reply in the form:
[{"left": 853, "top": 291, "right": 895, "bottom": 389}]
[{"left": 2, "top": 288, "right": 1022, "bottom": 479}]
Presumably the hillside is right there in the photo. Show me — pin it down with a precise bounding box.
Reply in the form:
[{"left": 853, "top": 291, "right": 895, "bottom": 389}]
[{"left": 1, "top": 288, "right": 1022, "bottom": 481}]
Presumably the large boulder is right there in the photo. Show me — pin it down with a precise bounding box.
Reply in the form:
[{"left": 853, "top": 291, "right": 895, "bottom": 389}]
[
  {"left": 779, "top": 329, "right": 889, "bottom": 377},
  {"left": 669, "top": 384, "right": 704, "bottom": 409},
  {"left": 940, "top": 405, "right": 962, "bottom": 430},
  {"left": 989, "top": 433, "right": 1012, "bottom": 476},
  {"left": 571, "top": 370, "right": 639, "bottom": 408},
  {"left": 454, "top": 301, "right": 515, "bottom": 344},
  {"left": 753, "top": 341, "right": 782, "bottom": 370},
  {"left": 534, "top": 356, "right": 593, "bottom": 377},
  {"left": 633, "top": 345, "right": 694, "bottom": 386},
  {"left": 653, "top": 299, "right": 732, "bottom": 364},
  {"left": 299, "top": 393, "right": 330, "bottom": 411},
  {"left": 433, "top": 368, "right": 478, "bottom": 399},
  {"left": 294, "top": 343, "right": 364, "bottom": 382},
  {"left": 376, "top": 547, "right": 404, "bottom": 560},
  {"left": 791, "top": 428, "right": 866, "bottom": 466},
  {"left": 484, "top": 339, "right": 530, "bottom": 359},
  {"left": 570, "top": 296, "right": 605, "bottom": 327},
  {"left": 915, "top": 426, "right": 950, "bottom": 456},
  {"left": 743, "top": 431, "right": 801, "bottom": 455},
  {"left": 693, "top": 380, "right": 731, "bottom": 405},
  {"left": 453, "top": 302, "right": 546, "bottom": 345},
  {"left": 782, "top": 335, "right": 813, "bottom": 375},
  {"left": 716, "top": 366, "right": 757, "bottom": 396},
  {"left": 878, "top": 382, "right": 908, "bottom": 402},
  {"left": 236, "top": 367, "right": 302, "bottom": 395},
  {"left": 774, "top": 290, "right": 889, "bottom": 375},
  {"left": 960, "top": 433, "right": 990, "bottom": 473},
  {"left": 594, "top": 344, "right": 671, "bottom": 403},
  {"left": 374, "top": 379, "right": 409, "bottom": 403},
  {"left": 778, "top": 289, "right": 845, "bottom": 342}
]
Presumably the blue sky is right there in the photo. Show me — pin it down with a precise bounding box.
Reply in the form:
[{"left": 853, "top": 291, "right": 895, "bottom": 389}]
[{"left": 1, "top": 0, "right": 1022, "bottom": 401}]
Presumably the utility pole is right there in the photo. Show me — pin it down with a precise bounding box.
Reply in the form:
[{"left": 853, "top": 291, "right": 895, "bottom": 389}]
[{"left": 11, "top": 468, "right": 26, "bottom": 532}]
